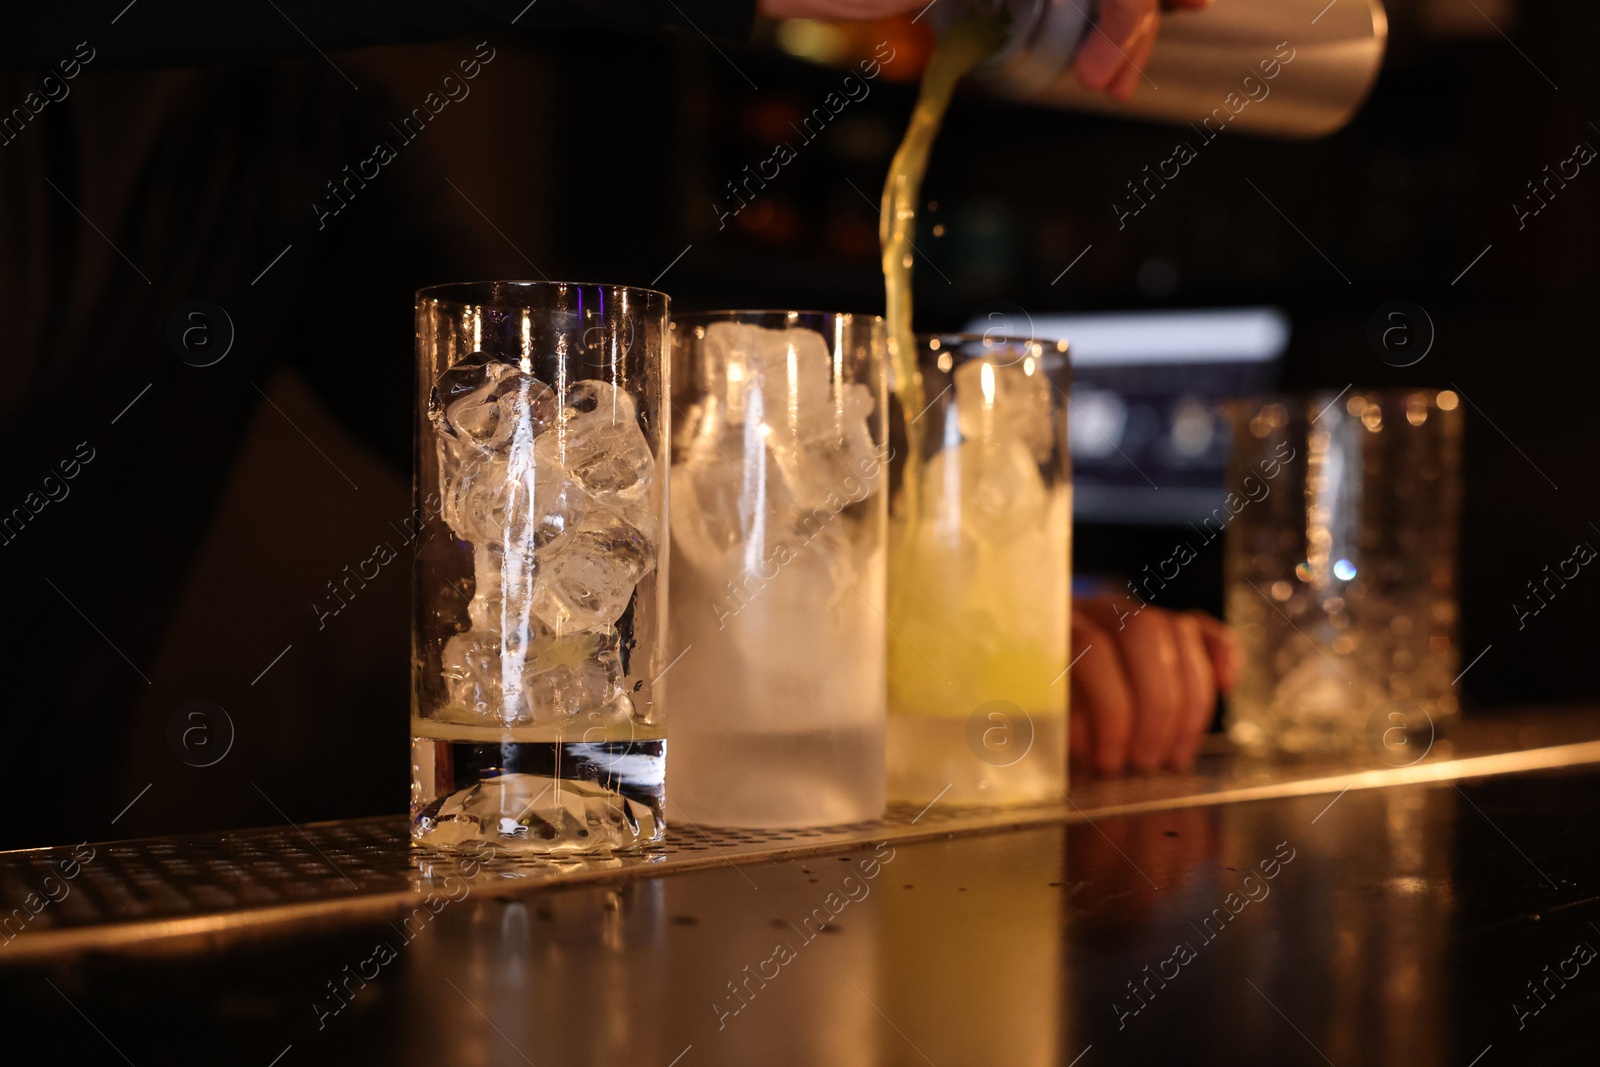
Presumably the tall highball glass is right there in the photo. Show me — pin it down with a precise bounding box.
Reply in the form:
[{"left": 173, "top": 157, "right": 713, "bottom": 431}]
[
  {"left": 411, "top": 281, "right": 670, "bottom": 851},
  {"left": 668, "top": 311, "right": 889, "bottom": 827},
  {"left": 887, "top": 335, "right": 1072, "bottom": 806},
  {"left": 1224, "top": 388, "right": 1463, "bottom": 759}
]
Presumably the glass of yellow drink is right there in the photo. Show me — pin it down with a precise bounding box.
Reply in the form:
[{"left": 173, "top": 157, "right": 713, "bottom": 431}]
[{"left": 887, "top": 334, "right": 1071, "bottom": 806}]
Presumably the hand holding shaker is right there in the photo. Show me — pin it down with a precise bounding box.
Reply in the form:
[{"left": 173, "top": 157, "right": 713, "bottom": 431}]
[{"left": 932, "top": 0, "right": 1388, "bottom": 139}]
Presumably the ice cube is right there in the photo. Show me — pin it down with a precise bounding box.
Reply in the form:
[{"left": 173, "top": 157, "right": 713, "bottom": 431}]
[
  {"left": 532, "top": 509, "right": 656, "bottom": 633},
  {"left": 766, "top": 380, "right": 881, "bottom": 513},
  {"left": 440, "top": 630, "right": 516, "bottom": 723},
  {"left": 1271, "top": 652, "right": 1386, "bottom": 754},
  {"left": 697, "top": 323, "right": 881, "bottom": 512},
  {"left": 440, "top": 625, "right": 623, "bottom": 726},
  {"left": 922, "top": 436, "right": 1048, "bottom": 544},
  {"left": 464, "top": 543, "right": 549, "bottom": 644},
  {"left": 520, "top": 627, "right": 624, "bottom": 722},
  {"left": 440, "top": 449, "right": 587, "bottom": 547},
  {"left": 538, "top": 380, "right": 655, "bottom": 502},
  {"left": 954, "top": 358, "right": 1055, "bottom": 461},
  {"left": 669, "top": 426, "right": 798, "bottom": 574},
  {"left": 432, "top": 355, "right": 558, "bottom": 454},
  {"left": 700, "top": 321, "right": 834, "bottom": 434}
]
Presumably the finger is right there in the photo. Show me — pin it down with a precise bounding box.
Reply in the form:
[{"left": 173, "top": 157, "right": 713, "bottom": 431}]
[
  {"left": 1168, "top": 613, "right": 1217, "bottom": 770},
  {"left": 1108, "top": 607, "right": 1185, "bottom": 772},
  {"left": 1069, "top": 700, "right": 1092, "bottom": 767},
  {"left": 1068, "top": 610, "right": 1136, "bottom": 774},
  {"left": 1191, "top": 611, "right": 1243, "bottom": 694},
  {"left": 1107, "top": 12, "right": 1159, "bottom": 102},
  {"left": 1075, "top": 0, "right": 1158, "bottom": 92}
]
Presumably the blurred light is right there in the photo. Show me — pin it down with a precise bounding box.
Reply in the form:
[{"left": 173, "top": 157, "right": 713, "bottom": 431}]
[
  {"left": 1436, "top": 390, "right": 1459, "bottom": 411},
  {"left": 1068, "top": 389, "right": 1127, "bottom": 460},
  {"left": 1170, "top": 397, "right": 1215, "bottom": 458},
  {"left": 1270, "top": 581, "right": 1293, "bottom": 601},
  {"left": 772, "top": 19, "right": 851, "bottom": 64},
  {"left": 979, "top": 362, "right": 997, "bottom": 405},
  {"left": 1334, "top": 559, "right": 1358, "bottom": 581},
  {"left": 970, "top": 308, "right": 1289, "bottom": 367}
]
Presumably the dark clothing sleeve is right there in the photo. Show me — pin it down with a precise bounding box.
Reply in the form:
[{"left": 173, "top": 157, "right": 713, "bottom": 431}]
[{"left": 2, "top": 0, "right": 759, "bottom": 69}]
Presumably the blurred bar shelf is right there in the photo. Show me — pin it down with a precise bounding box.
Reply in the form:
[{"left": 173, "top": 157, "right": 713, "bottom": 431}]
[{"left": 3, "top": 706, "right": 1597, "bottom": 963}]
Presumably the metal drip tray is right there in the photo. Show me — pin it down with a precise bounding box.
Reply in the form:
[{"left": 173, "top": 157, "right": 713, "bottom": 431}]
[{"left": 4, "top": 710, "right": 1598, "bottom": 962}]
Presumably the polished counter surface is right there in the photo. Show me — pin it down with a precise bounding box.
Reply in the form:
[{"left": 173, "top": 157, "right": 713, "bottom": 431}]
[{"left": 3, "top": 710, "right": 1599, "bottom": 1064}]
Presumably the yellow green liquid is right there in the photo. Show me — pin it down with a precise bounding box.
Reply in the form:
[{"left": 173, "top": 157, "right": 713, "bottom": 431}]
[
  {"left": 880, "top": 16, "right": 1070, "bottom": 801},
  {"left": 880, "top": 14, "right": 1009, "bottom": 491}
]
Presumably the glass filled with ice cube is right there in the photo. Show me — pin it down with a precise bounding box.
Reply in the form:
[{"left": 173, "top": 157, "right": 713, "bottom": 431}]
[
  {"left": 887, "top": 335, "right": 1072, "bottom": 806},
  {"left": 1223, "top": 390, "right": 1463, "bottom": 759},
  {"left": 411, "top": 281, "right": 670, "bottom": 851},
  {"left": 667, "top": 311, "right": 889, "bottom": 827}
]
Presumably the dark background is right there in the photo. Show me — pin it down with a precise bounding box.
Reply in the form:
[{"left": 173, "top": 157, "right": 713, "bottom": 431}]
[{"left": 0, "top": 0, "right": 1593, "bottom": 851}]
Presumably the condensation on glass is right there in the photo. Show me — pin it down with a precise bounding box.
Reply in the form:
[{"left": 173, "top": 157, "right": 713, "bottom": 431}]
[
  {"left": 411, "top": 281, "right": 670, "bottom": 851},
  {"left": 887, "top": 334, "right": 1072, "bottom": 805},
  {"left": 1224, "top": 389, "right": 1463, "bottom": 759},
  {"left": 667, "top": 311, "right": 889, "bottom": 827}
]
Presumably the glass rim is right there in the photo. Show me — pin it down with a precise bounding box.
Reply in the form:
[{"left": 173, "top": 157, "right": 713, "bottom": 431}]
[
  {"left": 917, "top": 331, "right": 1070, "bottom": 351},
  {"left": 1227, "top": 387, "right": 1461, "bottom": 408},
  {"left": 913, "top": 333, "right": 1070, "bottom": 373},
  {"left": 415, "top": 279, "right": 671, "bottom": 306},
  {"left": 671, "top": 309, "right": 884, "bottom": 324}
]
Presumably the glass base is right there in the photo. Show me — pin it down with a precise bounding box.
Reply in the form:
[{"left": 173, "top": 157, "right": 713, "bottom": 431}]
[
  {"left": 887, "top": 712, "right": 1066, "bottom": 807},
  {"left": 668, "top": 724, "right": 886, "bottom": 829},
  {"left": 410, "top": 725, "right": 665, "bottom": 852}
]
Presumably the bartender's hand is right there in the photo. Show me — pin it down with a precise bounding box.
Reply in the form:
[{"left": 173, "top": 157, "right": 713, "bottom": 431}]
[
  {"left": 760, "top": 0, "right": 1204, "bottom": 102},
  {"left": 1069, "top": 597, "right": 1241, "bottom": 774},
  {"left": 1076, "top": 0, "right": 1214, "bottom": 102}
]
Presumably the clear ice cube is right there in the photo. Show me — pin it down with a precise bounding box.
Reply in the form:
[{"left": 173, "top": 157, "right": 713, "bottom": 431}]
[
  {"left": 954, "top": 358, "right": 1055, "bottom": 461},
  {"left": 538, "top": 380, "right": 655, "bottom": 502},
  {"left": 533, "top": 509, "right": 655, "bottom": 633},
  {"left": 519, "top": 627, "right": 624, "bottom": 722},
  {"left": 432, "top": 355, "right": 558, "bottom": 454},
  {"left": 440, "top": 630, "right": 516, "bottom": 723},
  {"left": 441, "top": 625, "right": 625, "bottom": 726},
  {"left": 440, "top": 448, "right": 587, "bottom": 547}
]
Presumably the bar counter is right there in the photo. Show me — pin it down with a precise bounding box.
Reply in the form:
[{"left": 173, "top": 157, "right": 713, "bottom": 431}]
[{"left": 4, "top": 708, "right": 1598, "bottom": 1064}]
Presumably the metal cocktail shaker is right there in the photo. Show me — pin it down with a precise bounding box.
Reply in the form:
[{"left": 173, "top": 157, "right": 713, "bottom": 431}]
[{"left": 936, "top": 0, "right": 1388, "bottom": 139}]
